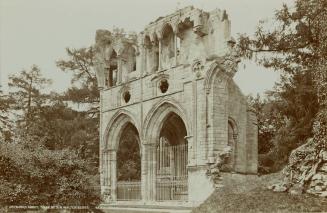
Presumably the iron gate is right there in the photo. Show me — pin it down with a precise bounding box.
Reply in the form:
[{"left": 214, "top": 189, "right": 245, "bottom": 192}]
[
  {"left": 117, "top": 181, "right": 141, "bottom": 201},
  {"left": 156, "top": 142, "right": 188, "bottom": 201}
]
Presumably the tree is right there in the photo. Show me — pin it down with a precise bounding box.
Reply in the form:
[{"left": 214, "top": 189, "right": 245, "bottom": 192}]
[
  {"left": 56, "top": 47, "right": 99, "bottom": 116},
  {"left": 248, "top": 95, "right": 277, "bottom": 155},
  {"left": 2, "top": 66, "right": 101, "bottom": 205},
  {"left": 8, "top": 65, "right": 52, "bottom": 128},
  {"left": 0, "top": 90, "right": 14, "bottom": 141},
  {"left": 249, "top": 69, "right": 318, "bottom": 173},
  {"left": 26, "top": 101, "right": 99, "bottom": 173},
  {"left": 238, "top": 0, "right": 327, "bottom": 195},
  {"left": 56, "top": 47, "right": 100, "bottom": 173}
]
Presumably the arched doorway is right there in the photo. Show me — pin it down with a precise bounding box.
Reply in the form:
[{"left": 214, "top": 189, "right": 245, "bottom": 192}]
[
  {"left": 227, "top": 120, "right": 237, "bottom": 171},
  {"left": 116, "top": 122, "right": 141, "bottom": 200},
  {"left": 156, "top": 112, "right": 188, "bottom": 201}
]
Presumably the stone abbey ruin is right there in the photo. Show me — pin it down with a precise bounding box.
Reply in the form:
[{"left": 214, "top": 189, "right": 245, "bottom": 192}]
[{"left": 94, "top": 6, "right": 258, "bottom": 205}]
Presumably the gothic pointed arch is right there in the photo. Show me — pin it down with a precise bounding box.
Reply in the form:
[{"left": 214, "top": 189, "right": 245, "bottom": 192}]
[
  {"left": 103, "top": 110, "right": 141, "bottom": 151},
  {"left": 142, "top": 98, "right": 191, "bottom": 144},
  {"left": 204, "top": 61, "right": 229, "bottom": 94},
  {"left": 160, "top": 23, "right": 175, "bottom": 59}
]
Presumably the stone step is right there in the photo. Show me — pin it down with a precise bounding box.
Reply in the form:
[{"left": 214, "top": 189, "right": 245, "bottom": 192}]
[
  {"left": 99, "top": 207, "right": 191, "bottom": 213},
  {"left": 98, "top": 203, "right": 192, "bottom": 213}
]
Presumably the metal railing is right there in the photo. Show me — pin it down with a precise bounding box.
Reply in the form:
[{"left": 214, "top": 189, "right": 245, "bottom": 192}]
[
  {"left": 156, "top": 175, "right": 188, "bottom": 201},
  {"left": 117, "top": 181, "right": 141, "bottom": 201},
  {"left": 156, "top": 142, "right": 188, "bottom": 201}
]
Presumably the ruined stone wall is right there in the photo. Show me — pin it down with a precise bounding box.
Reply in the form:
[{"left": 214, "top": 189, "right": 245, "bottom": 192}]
[{"left": 95, "top": 6, "right": 258, "bottom": 203}]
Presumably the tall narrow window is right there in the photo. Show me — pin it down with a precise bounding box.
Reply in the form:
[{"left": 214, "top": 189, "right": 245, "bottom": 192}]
[
  {"left": 108, "top": 50, "right": 117, "bottom": 87},
  {"left": 153, "top": 34, "right": 159, "bottom": 72},
  {"left": 162, "top": 24, "right": 175, "bottom": 58},
  {"left": 144, "top": 35, "right": 152, "bottom": 73},
  {"left": 122, "top": 46, "right": 137, "bottom": 73}
]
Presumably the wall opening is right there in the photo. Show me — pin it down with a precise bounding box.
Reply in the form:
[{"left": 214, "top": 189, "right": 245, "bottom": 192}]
[
  {"left": 117, "top": 122, "right": 141, "bottom": 200},
  {"left": 162, "top": 24, "right": 175, "bottom": 59},
  {"left": 176, "top": 19, "right": 194, "bottom": 65},
  {"left": 159, "top": 79, "right": 169, "bottom": 93},
  {"left": 123, "top": 91, "right": 131, "bottom": 103},
  {"left": 227, "top": 120, "right": 237, "bottom": 171},
  {"left": 144, "top": 35, "right": 152, "bottom": 73},
  {"left": 107, "top": 50, "right": 118, "bottom": 87},
  {"left": 153, "top": 34, "right": 159, "bottom": 72},
  {"left": 156, "top": 112, "right": 188, "bottom": 201},
  {"left": 122, "top": 46, "right": 137, "bottom": 73}
]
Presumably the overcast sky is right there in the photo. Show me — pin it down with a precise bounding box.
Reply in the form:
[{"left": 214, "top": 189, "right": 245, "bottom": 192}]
[{"left": 0, "top": 0, "right": 294, "bottom": 95}]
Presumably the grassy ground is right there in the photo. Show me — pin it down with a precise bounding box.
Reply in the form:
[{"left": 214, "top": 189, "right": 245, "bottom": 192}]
[{"left": 192, "top": 173, "right": 327, "bottom": 213}]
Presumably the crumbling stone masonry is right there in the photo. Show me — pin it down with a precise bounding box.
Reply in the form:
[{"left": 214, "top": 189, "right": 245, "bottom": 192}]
[{"left": 94, "top": 6, "right": 258, "bottom": 205}]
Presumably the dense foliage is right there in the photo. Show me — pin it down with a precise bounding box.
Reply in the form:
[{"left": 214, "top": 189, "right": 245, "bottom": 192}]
[
  {"left": 0, "top": 139, "right": 99, "bottom": 206},
  {"left": 240, "top": 0, "right": 326, "bottom": 179},
  {"left": 0, "top": 90, "right": 13, "bottom": 142},
  {"left": 0, "top": 62, "right": 101, "bottom": 206},
  {"left": 249, "top": 69, "right": 318, "bottom": 173}
]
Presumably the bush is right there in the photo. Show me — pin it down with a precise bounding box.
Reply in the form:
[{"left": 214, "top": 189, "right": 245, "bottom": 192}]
[{"left": 0, "top": 140, "right": 101, "bottom": 206}]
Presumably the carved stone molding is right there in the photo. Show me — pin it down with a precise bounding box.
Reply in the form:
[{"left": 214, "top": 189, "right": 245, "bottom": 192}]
[{"left": 192, "top": 58, "right": 205, "bottom": 78}]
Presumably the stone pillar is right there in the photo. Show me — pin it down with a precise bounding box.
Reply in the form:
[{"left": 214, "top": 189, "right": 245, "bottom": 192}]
[
  {"left": 185, "top": 135, "right": 195, "bottom": 166},
  {"left": 94, "top": 61, "right": 106, "bottom": 89},
  {"left": 246, "top": 108, "right": 258, "bottom": 174},
  {"left": 100, "top": 151, "right": 106, "bottom": 193},
  {"left": 232, "top": 133, "right": 238, "bottom": 170},
  {"left": 158, "top": 39, "right": 162, "bottom": 71},
  {"left": 141, "top": 143, "right": 148, "bottom": 201},
  {"left": 142, "top": 143, "right": 157, "bottom": 202},
  {"left": 141, "top": 45, "right": 147, "bottom": 76},
  {"left": 108, "top": 150, "right": 117, "bottom": 201},
  {"left": 174, "top": 33, "right": 177, "bottom": 66},
  {"left": 142, "top": 143, "right": 157, "bottom": 201},
  {"left": 101, "top": 150, "right": 113, "bottom": 203},
  {"left": 117, "top": 55, "right": 123, "bottom": 84},
  {"left": 150, "top": 143, "right": 157, "bottom": 201}
]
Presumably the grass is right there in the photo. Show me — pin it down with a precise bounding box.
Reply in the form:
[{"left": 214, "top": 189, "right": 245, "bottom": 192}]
[{"left": 192, "top": 173, "right": 327, "bottom": 213}]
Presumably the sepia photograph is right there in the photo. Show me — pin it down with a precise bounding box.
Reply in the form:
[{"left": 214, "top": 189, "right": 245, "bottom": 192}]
[{"left": 0, "top": 0, "right": 326, "bottom": 212}]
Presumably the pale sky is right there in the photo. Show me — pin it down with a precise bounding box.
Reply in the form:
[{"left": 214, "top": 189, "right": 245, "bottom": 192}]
[{"left": 0, "top": 0, "right": 294, "bottom": 95}]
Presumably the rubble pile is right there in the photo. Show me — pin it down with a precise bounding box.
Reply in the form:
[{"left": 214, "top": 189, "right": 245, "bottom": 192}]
[
  {"left": 270, "top": 137, "right": 327, "bottom": 197},
  {"left": 206, "top": 146, "right": 232, "bottom": 188}
]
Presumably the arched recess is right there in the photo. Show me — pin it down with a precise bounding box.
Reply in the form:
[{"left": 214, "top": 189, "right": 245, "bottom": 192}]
[
  {"left": 144, "top": 35, "right": 153, "bottom": 73},
  {"left": 152, "top": 33, "right": 159, "bottom": 72},
  {"left": 106, "top": 49, "right": 118, "bottom": 87},
  {"left": 204, "top": 61, "right": 228, "bottom": 94},
  {"left": 117, "top": 122, "right": 141, "bottom": 181},
  {"left": 121, "top": 45, "right": 137, "bottom": 74},
  {"left": 143, "top": 99, "right": 191, "bottom": 143},
  {"left": 158, "top": 112, "right": 188, "bottom": 175},
  {"left": 176, "top": 18, "right": 194, "bottom": 64},
  {"left": 227, "top": 117, "right": 238, "bottom": 171},
  {"left": 116, "top": 122, "right": 142, "bottom": 200},
  {"left": 204, "top": 61, "right": 230, "bottom": 161},
  {"left": 103, "top": 110, "right": 141, "bottom": 151},
  {"left": 102, "top": 110, "right": 142, "bottom": 201},
  {"left": 143, "top": 99, "right": 190, "bottom": 201},
  {"left": 160, "top": 23, "right": 175, "bottom": 69}
]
